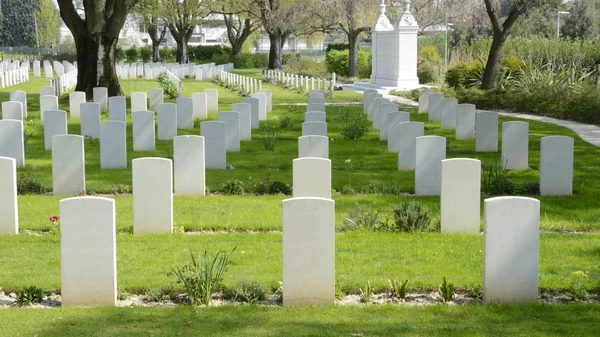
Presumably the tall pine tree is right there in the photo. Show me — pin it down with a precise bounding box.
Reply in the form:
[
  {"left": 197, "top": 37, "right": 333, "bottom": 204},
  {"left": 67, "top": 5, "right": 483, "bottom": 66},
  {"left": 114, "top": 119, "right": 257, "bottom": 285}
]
[{"left": 1, "top": 0, "right": 40, "bottom": 47}]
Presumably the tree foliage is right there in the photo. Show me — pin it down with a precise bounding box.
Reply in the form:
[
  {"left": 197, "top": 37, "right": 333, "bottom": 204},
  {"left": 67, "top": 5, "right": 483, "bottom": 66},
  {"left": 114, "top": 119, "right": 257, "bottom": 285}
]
[
  {"left": 36, "top": 0, "right": 61, "bottom": 48},
  {"left": 0, "top": 0, "right": 39, "bottom": 47},
  {"left": 162, "top": 0, "right": 209, "bottom": 64}
]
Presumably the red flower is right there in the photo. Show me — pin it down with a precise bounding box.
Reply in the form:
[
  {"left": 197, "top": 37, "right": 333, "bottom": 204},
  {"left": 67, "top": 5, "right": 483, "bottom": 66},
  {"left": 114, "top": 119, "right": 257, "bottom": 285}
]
[{"left": 49, "top": 216, "right": 59, "bottom": 222}]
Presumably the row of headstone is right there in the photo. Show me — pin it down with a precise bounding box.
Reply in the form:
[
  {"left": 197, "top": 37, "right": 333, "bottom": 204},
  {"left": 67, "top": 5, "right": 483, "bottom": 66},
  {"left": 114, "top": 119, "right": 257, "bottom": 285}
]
[
  {"left": 302, "top": 90, "right": 328, "bottom": 137},
  {"left": 264, "top": 69, "right": 336, "bottom": 98},
  {"left": 218, "top": 71, "right": 263, "bottom": 95},
  {"left": 0, "top": 66, "right": 29, "bottom": 89},
  {"left": 49, "top": 64, "right": 78, "bottom": 96},
  {"left": 116, "top": 62, "right": 233, "bottom": 80}
]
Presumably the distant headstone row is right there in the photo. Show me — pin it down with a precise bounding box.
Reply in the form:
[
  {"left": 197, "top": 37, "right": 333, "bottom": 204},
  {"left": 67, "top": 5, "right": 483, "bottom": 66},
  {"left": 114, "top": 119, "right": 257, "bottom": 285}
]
[
  {"left": 116, "top": 62, "right": 233, "bottom": 80},
  {"left": 217, "top": 71, "right": 263, "bottom": 95},
  {"left": 0, "top": 60, "right": 29, "bottom": 89},
  {"left": 264, "top": 70, "right": 335, "bottom": 98}
]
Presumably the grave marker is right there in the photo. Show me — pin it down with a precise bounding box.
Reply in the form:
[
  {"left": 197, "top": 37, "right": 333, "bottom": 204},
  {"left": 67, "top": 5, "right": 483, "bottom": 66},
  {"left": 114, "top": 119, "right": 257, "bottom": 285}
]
[
  {"left": 440, "top": 98, "right": 458, "bottom": 129},
  {"left": 418, "top": 89, "right": 432, "bottom": 114},
  {"left": 100, "top": 121, "right": 127, "bottom": 169},
  {"left": 132, "top": 111, "right": 156, "bottom": 151},
  {"left": 441, "top": 159, "right": 481, "bottom": 233},
  {"left": 415, "top": 136, "right": 446, "bottom": 196},
  {"left": 192, "top": 92, "right": 208, "bottom": 120},
  {"left": 69, "top": 92, "right": 86, "bottom": 119},
  {"left": 0, "top": 120, "right": 24, "bottom": 167},
  {"left": 428, "top": 94, "right": 444, "bottom": 121},
  {"left": 293, "top": 158, "right": 331, "bottom": 199},
  {"left": 456, "top": 104, "right": 476, "bottom": 140},
  {"left": 501, "top": 121, "right": 529, "bottom": 170},
  {"left": 397, "top": 122, "right": 424, "bottom": 170},
  {"left": 133, "top": 158, "right": 173, "bottom": 234},
  {"left": 176, "top": 97, "right": 194, "bottom": 129},
  {"left": 476, "top": 111, "right": 498, "bottom": 152},
  {"left": 218, "top": 111, "right": 241, "bottom": 152},
  {"left": 200, "top": 121, "right": 226, "bottom": 169},
  {"left": 157, "top": 103, "right": 178, "bottom": 140},
  {"left": 0, "top": 157, "right": 18, "bottom": 235},
  {"left": 80, "top": 103, "right": 101, "bottom": 139},
  {"left": 302, "top": 122, "right": 327, "bottom": 136},
  {"left": 298, "top": 135, "right": 329, "bottom": 159},
  {"left": 52, "top": 135, "right": 85, "bottom": 195},
  {"left": 44, "top": 110, "right": 68, "bottom": 151},
  {"left": 387, "top": 111, "right": 410, "bottom": 153},
  {"left": 2, "top": 101, "right": 23, "bottom": 120},
  {"left": 174, "top": 136, "right": 205, "bottom": 196},
  {"left": 540, "top": 136, "right": 574, "bottom": 196},
  {"left": 108, "top": 96, "right": 127, "bottom": 122}
]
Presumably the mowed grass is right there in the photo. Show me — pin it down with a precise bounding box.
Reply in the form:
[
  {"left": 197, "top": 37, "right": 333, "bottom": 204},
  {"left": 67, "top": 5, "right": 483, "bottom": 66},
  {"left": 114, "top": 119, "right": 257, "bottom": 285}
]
[
  {"left": 0, "top": 232, "right": 598, "bottom": 293},
  {"left": 4, "top": 74, "right": 600, "bottom": 231},
  {"left": 3, "top": 304, "right": 600, "bottom": 337}
]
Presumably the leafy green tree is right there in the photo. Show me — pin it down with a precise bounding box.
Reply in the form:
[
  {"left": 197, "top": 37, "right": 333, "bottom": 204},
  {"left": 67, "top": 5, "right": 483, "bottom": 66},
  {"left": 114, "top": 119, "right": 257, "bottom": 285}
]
[
  {"left": 0, "top": 0, "right": 39, "bottom": 47},
  {"left": 162, "top": 0, "right": 209, "bottom": 64},
  {"left": 134, "top": 0, "right": 168, "bottom": 62},
  {"left": 561, "top": 0, "right": 593, "bottom": 40},
  {"left": 35, "top": 0, "right": 61, "bottom": 48}
]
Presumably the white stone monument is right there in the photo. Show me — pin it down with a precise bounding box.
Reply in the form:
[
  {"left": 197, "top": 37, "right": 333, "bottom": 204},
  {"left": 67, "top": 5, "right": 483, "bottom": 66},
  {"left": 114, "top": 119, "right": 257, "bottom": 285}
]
[
  {"left": 60, "top": 196, "right": 117, "bottom": 306},
  {"left": 93, "top": 87, "right": 108, "bottom": 112},
  {"left": 131, "top": 92, "right": 148, "bottom": 112},
  {"left": 149, "top": 88, "right": 164, "bottom": 112},
  {"left": 132, "top": 111, "right": 156, "bottom": 151},
  {"left": 379, "top": 103, "right": 398, "bottom": 140},
  {"left": 108, "top": 96, "right": 127, "bottom": 122},
  {"left": 176, "top": 97, "right": 194, "bottom": 129},
  {"left": 80, "top": 103, "right": 101, "bottom": 139},
  {"left": 192, "top": 92, "right": 208, "bottom": 120},
  {"left": 174, "top": 136, "right": 205, "bottom": 196},
  {"left": 52, "top": 135, "right": 85, "bottom": 196},
  {"left": 456, "top": 104, "right": 476, "bottom": 140},
  {"left": 242, "top": 97, "right": 260, "bottom": 129},
  {"left": 397, "top": 121, "right": 424, "bottom": 170},
  {"left": 157, "top": 103, "right": 178, "bottom": 140},
  {"left": 133, "top": 158, "right": 173, "bottom": 235},
  {"left": 44, "top": 110, "right": 68, "bottom": 151},
  {"left": 441, "top": 159, "right": 481, "bottom": 233},
  {"left": 418, "top": 89, "right": 432, "bottom": 114},
  {"left": 501, "top": 121, "right": 529, "bottom": 170},
  {"left": 540, "top": 136, "right": 574, "bottom": 196},
  {"left": 415, "top": 136, "right": 446, "bottom": 196},
  {"left": 200, "top": 121, "right": 226, "bottom": 169},
  {"left": 9, "top": 91, "right": 27, "bottom": 118},
  {"left": 302, "top": 122, "right": 327, "bottom": 136},
  {"left": 298, "top": 135, "right": 329, "bottom": 159},
  {"left": 205, "top": 89, "right": 219, "bottom": 114},
  {"left": 305, "top": 112, "right": 326, "bottom": 123},
  {"left": 100, "top": 121, "right": 127, "bottom": 169},
  {"left": 231, "top": 103, "right": 252, "bottom": 140},
  {"left": 293, "top": 158, "right": 331, "bottom": 199},
  {"left": 0, "top": 157, "right": 18, "bottom": 235},
  {"left": 387, "top": 111, "right": 410, "bottom": 152},
  {"left": 428, "top": 94, "right": 444, "bottom": 121},
  {"left": 0, "top": 120, "right": 24, "bottom": 167},
  {"left": 476, "top": 111, "right": 498, "bottom": 152},
  {"left": 440, "top": 98, "right": 458, "bottom": 129},
  {"left": 2, "top": 101, "right": 23, "bottom": 120},
  {"left": 218, "top": 111, "right": 241, "bottom": 152},
  {"left": 484, "top": 196, "right": 540, "bottom": 303},
  {"left": 69, "top": 92, "right": 86, "bottom": 119}
]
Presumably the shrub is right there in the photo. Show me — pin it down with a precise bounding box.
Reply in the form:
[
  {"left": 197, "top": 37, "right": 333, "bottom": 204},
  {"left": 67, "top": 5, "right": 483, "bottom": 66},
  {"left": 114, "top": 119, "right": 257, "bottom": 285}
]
[
  {"left": 17, "top": 173, "right": 46, "bottom": 194},
  {"left": 223, "top": 280, "right": 268, "bottom": 303},
  {"left": 159, "top": 47, "right": 176, "bottom": 63},
  {"left": 230, "top": 53, "right": 252, "bottom": 68},
  {"left": 326, "top": 42, "right": 350, "bottom": 53},
  {"left": 389, "top": 202, "right": 437, "bottom": 232},
  {"left": 139, "top": 46, "right": 152, "bottom": 63},
  {"left": 417, "top": 61, "right": 437, "bottom": 84},
  {"left": 115, "top": 47, "right": 125, "bottom": 62},
  {"left": 342, "top": 205, "right": 383, "bottom": 231},
  {"left": 156, "top": 72, "right": 179, "bottom": 99},
  {"left": 357, "top": 49, "right": 372, "bottom": 78},
  {"left": 444, "top": 61, "right": 483, "bottom": 89},
  {"left": 279, "top": 114, "right": 292, "bottom": 129},
  {"left": 261, "top": 128, "right": 278, "bottom": 151},
  {"left": 325, "top": 49, "right": 348, "bottom": 76},
  {"left": 191, "top": 45, "right": 231, "bottom": 62},
  {"left": 125, "top": 47, "right": 139, "bottom": 63},
  {"left": 282, "top": 52, "right": 301, "bottom": 65},
  {"left": 267, "top": 180, "right": 291, "bottom": 195},
  {"left": 420, "top": 45, "right": 440, "bottom": 64},
  {"left": 252, "top": 53, "right": 269, "bottom": 68},
  {"left": 223, "top": 180, "right": 245, "bottom": 195},
  {"left": 16, "top": 286, "right": 43, "bottom": 306},
  {"left": 169, "top": 247, "right": 236, "bottom": 306},
  {"left": 211, "top": 53, "right": 231, "bottom": 66},
  {"left": 339, "top": 107, "right": 370, "bottom": 140}
]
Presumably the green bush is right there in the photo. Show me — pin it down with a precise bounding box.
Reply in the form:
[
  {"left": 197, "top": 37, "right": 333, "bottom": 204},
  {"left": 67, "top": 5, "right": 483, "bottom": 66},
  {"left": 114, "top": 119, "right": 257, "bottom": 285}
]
[
  {"left": 267, "top": 180, "right": 291, "bottom": 195},
  {"left": 156, "top": 72, "right": 179, "bottom": 99},
  {"left": 357, "top": 49, "right": 372, "bottom": 78},
  {"left": 16, "top": 286, "right": 44, "bottom": 306},
  {"left": 230, "top": 53, "right": 268, "bottom": 69},
  {"left": 444, "top": 61, "right": 483, "bottom": 89},
  {"left": 125, "top": 47, "right": 139, "bottom": 63},
  {"left": 283, "top": 52, "right": 301, "bottom": 65},
  {"left": 17, "top": 173, "right": 47, "bottom": 195},
  {"left": 223, "top": 280, "right": 268, "bottom": 303},
  {"left": 139, "top": 46, "right": 152, "bottom": 63},
  {"left": 159, "top": 47, "right": 176, "bottom": 63},
  {"left": 222, "top": 180, "right": 245, "bottom": 195},
  {"left": 417, "top": 61, "right": 436, "bottom": 84},
  {"left": 341, "top": 205, "right": 383, "bottom": 231},
  {"left": 325, "top": 49, "right": 348, "bottom": 76},
  {"left": 339, "top": 107, "right": 370, "bottom": 140},
  {"left": 211, "top": 53, "right": 231, "bottom": 66},
  {"left": 191, "top": 45, "right": 231, "bottom": 62},
  {"left": 389, "top": 202, "right": 437, "bottom": 232},
  {"left": 115, "top": 47, "right": 125, "bottom": 62},
  {"left": 326, "top": 42, "right": 350, "bottom": 53}
]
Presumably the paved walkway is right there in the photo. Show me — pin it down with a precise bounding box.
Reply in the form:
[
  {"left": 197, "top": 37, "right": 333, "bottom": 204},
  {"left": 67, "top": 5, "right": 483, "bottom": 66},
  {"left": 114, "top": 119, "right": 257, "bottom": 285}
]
[{"left": 384, "top": 95, "right": 600, "bottom": 148}]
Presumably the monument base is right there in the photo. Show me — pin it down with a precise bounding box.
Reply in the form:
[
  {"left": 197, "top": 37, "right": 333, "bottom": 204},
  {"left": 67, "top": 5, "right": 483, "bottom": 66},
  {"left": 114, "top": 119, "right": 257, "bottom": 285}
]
[{"left": 344, "top": 80, "right": 422, "bottom": 94}]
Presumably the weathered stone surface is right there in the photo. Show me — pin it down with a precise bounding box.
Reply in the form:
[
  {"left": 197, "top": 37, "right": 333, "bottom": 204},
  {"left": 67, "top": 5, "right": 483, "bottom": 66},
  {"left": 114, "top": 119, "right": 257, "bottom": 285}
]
[
  {"left": 415, "top": 136, "right": 446, "bottom": 196},
  {"left": 441, "top": 159, "right": 481, "bottom": 233},
  {"left": 200, "top": 121, "right": 226, "bottom": 169},
  {"left": 133, "top": 158, "right": 173, "bottom": 235},
  {"left": 293, "top": 158, "right": 331, "bottom": 199},
  {"left": 132, "top": 111, "right": 156, "bottom": 151},
  {"left": 540, "top": 136, "right": 574, "bottom": 196},
  {"left": 397, "top": 122, "right": 424, "bottom": 170},
  {"left": 100, "top": 121, "right": 127, "bottom": 169},
  {"left": 174, "top": 136, "right": 205, "bottom": 196},
  {"left": 476, "top": 111, "right": 498, "bottom": 152},
  {"left": 501, "top": 121, "right": 529, "bottom": 170},
  {"left": 0, "top": 157, "right": 18, "bottom": 235},
  {"left": 52, "top": 135, "right": 85, "bottom": 196}
]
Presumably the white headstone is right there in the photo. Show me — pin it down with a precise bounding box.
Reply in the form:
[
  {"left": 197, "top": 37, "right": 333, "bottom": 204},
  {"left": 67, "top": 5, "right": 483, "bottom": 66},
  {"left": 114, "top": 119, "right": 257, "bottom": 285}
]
[
  {"left": 80, "top": 103, "right": 101, "bottom": 139},
  {"left": 192, "top": 92, "right": 208, "bottom": 120},
  {"left": 40, "top": 95, "right": 58, "bottom": 124},
  {"left": 440, "top": 98, "right": 458, "bottom": 129},
  {"left": 302, "top": 122, "right": 327, "bottom": 136},
  {"left": 52, "top": 135, "right": 85, "bottom": 196},
  {"left": 174, "top": 136, "right": 205, "bottom": 196},
  {"left": 484, "top": 197, "right": 540, "bottom": 303},
  {"left": 9, "top": 91, "right": 27, "bottom": 118},
  {"left": 2, "top": 101, "right": 23, "bottom": 120},
  {"left": 456, "top": 104, "right": 476, "bottom": 140},
  {"left": 293, "top": 158, "right": 331, "bottom": 199},
  {"left": 371, "top": 97, "right": 389, "bottom": 128},
  {"left": 40, "top": 86, "right": 54, "bottom": 96},
  {"left": 44, "top": 110, "right": 68, "bottom": 151},
  {"left": 242, "top": 97, "right": 260, "bottom": 129},
  {"left": 258, "top": 89, "right": 272, "bottom": 112},
  {"left": 108, "top": 96, "right": 127, "bottom": 122},
  {"left": 133, "top": 158, "right": 173, "bottom": 235},
  {"left": 251, "top": 93, "right": 267, "bottom": 121},
  {"left": 218, "top": 111, "right": 240, "bottom": 152},
  {"left": 33, "top": 61, "right": 41, "bottom": 77},
  {"left": 305, "top": 111, "right": 326, "bottom": 123},
  {"left": 157, "top": 103, "right": 178, "bottom": 140},
  {"left": 205, "top": 89, "right": 219, "bottom": 114},
  {"left": 418, "top": 89, "right": 432, "bottom": 114},
  {"left": 176, "top": 97, "right": 194, "bottom": 129},
  {"left": 476, "top": 111, "right": 498, "bottom": 152},
  {"left": 283, "top": 197, "right": 335, "bottom": 306},
  {"left": 231, "top": 103, "right": 252, "bottom": 141},
  {"left": 363, "top": 90, "right": 378, "bottom": 115},
  {"left": 501, "top": 121, "right": 529, "bottom": 170},
  {"left": 397, "top": 122, "right": 424, "bottom": 170},
  {"left": 387, "top": 111, "right": 410, "bottom": 153},
  {"left": 149, "top": 88, "right": 163, "bottom": 112},
  {"left": 306, "top": 103, "right": 325, "bottom": 113},
  {"left": 298, "top": 135, "right": 329, "bottom": 159},
  {"left": 200, "top": 121, "right": 226, "bottom": 169},
  {"left": 366, "top": 94, "right": 382, "bottom": 118},
  {"left": 379, "top": 103, "right": 398, "bottom": 140},
  {"left": 428, "top": 94, "right": 444, "bottom": 121},
  {"left": 0, "top": 157, "right": 18, "bottom": 234},
  {"left": 131, "top": 92, "right": 148, "bottom": 113},
  {"left": 69, "top": 92, "right": 86, "bottom": 119},
  {"left": 441, "top": 158, "right": 481, "bottom": 233},
  {"left": 415, "top": 136, "right": 446, "bottom": 196},
  {"left": 132, "top": 111, "right": 156, "bottom": 151},
  {"left": 60, "top": 197, "right": 117, "bottom": 306},
  {"left": 100, "top": 121, "right": 127, "bottom": 169},
  {"left": 540, "top": 136, "right": 574, "bottom": 196},
  {"left": 93, "top": 87, "right": 108, "bottom": 112}
]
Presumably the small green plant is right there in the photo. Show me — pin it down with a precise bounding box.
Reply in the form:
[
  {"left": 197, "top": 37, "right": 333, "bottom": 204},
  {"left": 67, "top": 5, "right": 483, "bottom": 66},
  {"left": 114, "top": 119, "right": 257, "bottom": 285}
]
[
  {"left": 467, "top": 284, "right": 483, "bottom": 299},
  {"left": 359, "top": 281, "right": 373, "bottom": 304},
  {"left": 157, "top": 72, "right": 179, "bottom": 99},
  {"left": 16, "top": 286, "right": 43, "bottom": 306},
  {"left": 222, "top": 180, "right": 245, "bottom": 195},
  {"left": 439, "top": 277, "right": 455, "bottom": 302},
  {"left": 109, "top": 184, "right": 132, "bottom": 195},
  {"left": 48, "top": 215, "right": 60, "bottom": 234},
  {"left": 279, "top": 114, "right": 292, "bottom": 129},
  {"left": 388, "top": 279, "right": 408, "bottom": 299},
  {"left": 145, "top": 287, "right": 174, "bottom": 302},
  {"left": 267, "top": 180, "right": 291, "bottom": 195},
  {"left": 390, "top": 202, "right": 436, "bottom": 232},
  {"left": 23, "top": 131, "right": 33, "bottom": 151},
  {"left": 261, "top": 128, "right": 279, "bottom": 151},
  {"left": 224, "top": 280, "right": 268, "bottom": 304},
  {"left": 566, "top": 271, "right": 589, "bottom": 301},
  {"left": 169, "top": 247, "right": 236, "bottom": 307},
  {"left": 342, "top": 204, "right": 382, "bottom": 231},
  {"left": 16, "top": 173, "right": 47, "bottom": 195},
  {"left": 339, "top": 107, "right": 370, "bottom": 140},
  {"left": 481, "top": 157, "right": 513, "bottom": 195}
]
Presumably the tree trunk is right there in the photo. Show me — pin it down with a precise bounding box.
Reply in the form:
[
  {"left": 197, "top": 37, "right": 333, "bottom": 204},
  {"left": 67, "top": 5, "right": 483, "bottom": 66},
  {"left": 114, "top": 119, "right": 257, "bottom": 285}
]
[
  {"left": 268, "top": 33, "right": 283, "bottom": 70},
  {"left": 481, "top": 33, "right": 507, "bottom": 90},
  {"left": 231, "top": 40, "right": 243, "bottom": 57},
  {"left": 152, "top": 40, "right": 161, "bottom": 62},
  {"left": 348, "top": 31, "right": 359, "bottom": 77},
  {"left": 75, "top": 33, "right": 122, "bottom": 97},
  {"left": 175, "top": 38, "right": 189, "bottom": 64}
]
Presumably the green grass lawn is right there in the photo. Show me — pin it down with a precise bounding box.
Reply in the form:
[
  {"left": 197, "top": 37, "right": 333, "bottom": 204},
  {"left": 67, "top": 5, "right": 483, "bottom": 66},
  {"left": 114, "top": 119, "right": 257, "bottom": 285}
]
[
  {"left": 1, "top": 231, "right": 598, "bottom": 293},
  {"left": 5, "top": 74, "right": 600, "bottom": 232},
  {"left": 3, "top": 304, "right": 600, "bottom": 337}
]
